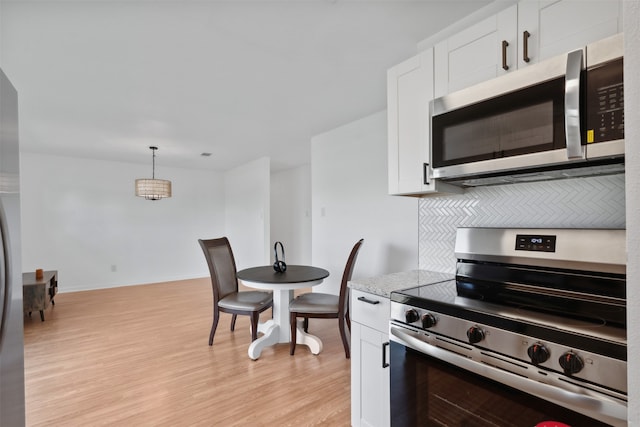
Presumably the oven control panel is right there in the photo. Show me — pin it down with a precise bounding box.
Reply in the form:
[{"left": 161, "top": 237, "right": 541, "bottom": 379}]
[
  {"left": 389, "top": 301, "right": 626, "bottom": 395},
  {"left": 515, "top": 234, "right": 556, "bottom": 252}
]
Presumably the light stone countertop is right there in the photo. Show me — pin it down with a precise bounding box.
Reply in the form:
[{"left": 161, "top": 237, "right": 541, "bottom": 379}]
[{"left": 348, "top": 269, "right": 454, "bottom": 298}]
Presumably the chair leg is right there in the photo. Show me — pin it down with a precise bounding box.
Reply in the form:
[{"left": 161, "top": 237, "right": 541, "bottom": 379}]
[
  {"left": 230, "top": 314, "right": 237, "bottom": 331},
  {"left": 346, "top": 309, "right": 351, "bottom": 331},
  {"left": 209, "top": 309, "right": 220, "bottom": 346},
  {"left": 338, "top": 317, "right": 350, "bottom": 359},
  {"left": 250, "top": 312, "right": 259, "bottom": 342},
  {"left": 303, "top": 317, "right": 309, "bottom": 333},
  {"left": 290, "top": 312, "right": 297, "bottom": 355}
]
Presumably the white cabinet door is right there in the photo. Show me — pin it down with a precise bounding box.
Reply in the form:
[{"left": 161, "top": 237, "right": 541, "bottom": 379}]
[
  {"left": 434, "top": 1, "right": 622, "bottom": 96},
  {"left": 518, "top": 0, "right": 622, "bottom": 68},
  {"left": 351, "top": 321, "right": 390, "bottom": 427},
  {"left": 387, "top": 50, "right": 431, "bottom": 195},
  {"left": 388, "top": 49, "right": 461, "bottom": 196},
  {"left": 434, "top": 5, "right": 517, "bottom": 97}
]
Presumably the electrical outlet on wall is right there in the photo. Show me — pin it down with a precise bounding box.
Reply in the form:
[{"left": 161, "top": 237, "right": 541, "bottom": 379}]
[{"left": 111, "top": 265, "right": 117, "bottom": 272}]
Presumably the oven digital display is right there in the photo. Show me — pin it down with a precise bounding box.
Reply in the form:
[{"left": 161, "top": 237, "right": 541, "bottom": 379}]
[{"left": 515, "top": 234, "right": 556, "bottom": 252}]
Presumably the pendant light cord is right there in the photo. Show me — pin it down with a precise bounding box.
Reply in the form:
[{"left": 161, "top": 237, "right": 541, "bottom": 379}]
[{"left": 150, "top": 146, "right": 158, "bottom": 179}]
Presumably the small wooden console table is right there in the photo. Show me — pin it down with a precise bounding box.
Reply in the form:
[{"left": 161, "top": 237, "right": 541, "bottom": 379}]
[{"left": 23, "top": 270, "right": 58, "bottom": 321}]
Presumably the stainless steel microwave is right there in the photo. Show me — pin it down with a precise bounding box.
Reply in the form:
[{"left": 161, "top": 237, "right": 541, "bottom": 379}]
[{"left": 431, "top": 34, "right": 624, "bottom": 187}]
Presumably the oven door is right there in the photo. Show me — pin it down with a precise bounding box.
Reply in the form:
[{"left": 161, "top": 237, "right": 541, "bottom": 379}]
[{"left": 389, "top": 324, "right": 626, "bottom": 427}]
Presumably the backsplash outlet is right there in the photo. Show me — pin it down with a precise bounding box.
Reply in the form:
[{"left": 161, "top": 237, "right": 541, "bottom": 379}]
[{"left": 418, "top": 174, "right": 625, "bottom": 273}]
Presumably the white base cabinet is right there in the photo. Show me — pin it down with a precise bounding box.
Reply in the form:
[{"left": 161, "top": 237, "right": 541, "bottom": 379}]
[{"left": 351, "top": 290, "right": 390, "bottom": 427}]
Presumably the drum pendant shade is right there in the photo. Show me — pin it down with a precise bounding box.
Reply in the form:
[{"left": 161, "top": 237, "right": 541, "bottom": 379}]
[{"left": 135, "top": 146, "right": 172, "bottom": 200}]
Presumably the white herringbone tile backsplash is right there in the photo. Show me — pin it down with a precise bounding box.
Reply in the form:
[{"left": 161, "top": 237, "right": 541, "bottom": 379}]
[{"left": 418, "top": 174, "right": 626, "bottom": 273}]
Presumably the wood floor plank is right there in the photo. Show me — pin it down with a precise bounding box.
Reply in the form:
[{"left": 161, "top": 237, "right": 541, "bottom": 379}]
[{"left": 23, "top": 278, "right": 351, "bottom": 426}]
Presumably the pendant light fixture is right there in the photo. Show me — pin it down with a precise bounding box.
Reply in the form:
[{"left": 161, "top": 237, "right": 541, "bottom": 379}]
[{"left": 135, "top": 146, "right": 172, "bottom": 200}]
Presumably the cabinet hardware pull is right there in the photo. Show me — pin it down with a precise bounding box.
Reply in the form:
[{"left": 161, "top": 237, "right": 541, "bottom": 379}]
[
  {"left": 523, "top": 31, "right": 531, "bottom": 63},
  {"left": 502, "top": 40, "right": 509, "bottom": 70},
  {"left": 423, "top": 162, "right": 430, "bottom": 185},
  {"left": 357, "top": 296, "right": 380, "bottom": 305},
  {"left": 382, "top": 342, "right": 390, "bottom": 368}
]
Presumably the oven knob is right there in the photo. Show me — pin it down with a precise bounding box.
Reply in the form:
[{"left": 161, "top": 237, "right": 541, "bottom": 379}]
[
  {"left": 421, "top": 313, "right": 437, "bottom": 329},
  {"left": 527, "top": 343, "right": 550, "bottom": 365},
  {"left": 559, "top": 351, "right": 584, "bottom": 375},
  {"left": 466, "top": 326, "right": 485, "bottom": 344},
  {"left": 405, "top": 309, "right": 419, "bottom": 324}
]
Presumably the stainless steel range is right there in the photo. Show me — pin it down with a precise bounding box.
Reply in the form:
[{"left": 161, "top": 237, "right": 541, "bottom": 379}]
[{"left": 389, "top": 228, "right": 626, "bottom": 427}]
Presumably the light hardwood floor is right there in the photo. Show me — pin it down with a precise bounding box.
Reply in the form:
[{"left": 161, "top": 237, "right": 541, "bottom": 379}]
[{"left": 23, "top": 278, "right": 351, "bottom": 426}]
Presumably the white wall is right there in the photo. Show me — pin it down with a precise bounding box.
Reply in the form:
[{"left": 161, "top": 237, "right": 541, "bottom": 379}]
[
  {"left": 271, "top": 164, "right": 311, "bottom": 265},
  {"left": 19, "top": 152, "right": 284, "bottom": 291},
  {"left": 0, "top": 0, "right": 3, "bottom": 67},
  {"left": 20, "top": 152, "right": 224, "bottom": 291},
  {"left": 224, "top": 156, "right": 270, "bottom": 270},
  {"left": 311, "top": 111, "right": 418, "bottom": 294},
  {"left": 624, "top": 0, "right": 639, "bottom": 423}
]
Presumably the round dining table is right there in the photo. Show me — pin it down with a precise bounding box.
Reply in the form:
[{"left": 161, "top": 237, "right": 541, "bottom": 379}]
[{"left": 237, "top": 265, "right": 329, "bottom": 360}]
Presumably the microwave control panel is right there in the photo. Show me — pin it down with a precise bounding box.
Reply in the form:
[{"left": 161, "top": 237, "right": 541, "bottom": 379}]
[{"left": 586, "top": 57, "right": 624, "bottom": 144}]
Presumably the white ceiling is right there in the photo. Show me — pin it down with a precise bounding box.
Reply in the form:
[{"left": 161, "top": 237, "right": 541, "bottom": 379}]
[{"left": 1, "top": 0, "right": 490, "bottom": 172}]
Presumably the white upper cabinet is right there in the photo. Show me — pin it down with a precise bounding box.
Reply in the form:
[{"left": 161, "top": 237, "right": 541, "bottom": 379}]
[
  {"left": 434, "top": 5, "right": 517, "bottom": 97},
  {"left": 518, "top": 0, "right": 623, "bottom": 68},
  {"left": 434, "top": 0, "right": 622, "bottom": 97},
  {"left": 388, "top": 0, "right": 622, "bottom": 197},
  {"left": 388, "top": 49, "right": 461, "bottom": 196}
]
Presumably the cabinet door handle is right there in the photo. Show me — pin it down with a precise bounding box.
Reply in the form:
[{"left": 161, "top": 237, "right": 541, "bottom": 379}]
[
  {"left": 382, "top": 341, "right": 390, "bottom": 368},
  {"left": 357, "top": 296, "right": 380, "bottom": 305},
  {"left": 423, "top": 162, "right": 430, "bottom": 185},
  {"left": 501, "top": 40, "right": 509, "bottom": 70},
  {"left": 523, "top": 31, "right": 531, "bottom": 63}
]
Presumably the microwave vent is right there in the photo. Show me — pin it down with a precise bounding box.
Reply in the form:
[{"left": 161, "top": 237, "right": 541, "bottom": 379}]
[{"left": 449, "top": 162, "right": 624, "bottom": 187}]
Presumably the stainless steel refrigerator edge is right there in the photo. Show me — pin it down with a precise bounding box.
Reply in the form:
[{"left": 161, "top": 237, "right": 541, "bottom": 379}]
[{"left": 0, "top": 68, "right": 26, "bottom": 425}]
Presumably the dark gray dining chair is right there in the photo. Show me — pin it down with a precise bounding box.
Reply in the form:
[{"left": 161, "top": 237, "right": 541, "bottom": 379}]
[
  {"left": 289, "top": 239, "right": 364, "bottom": 358},
  {"left": 198, "top": 237, "right": 273, "bottom": 345}
]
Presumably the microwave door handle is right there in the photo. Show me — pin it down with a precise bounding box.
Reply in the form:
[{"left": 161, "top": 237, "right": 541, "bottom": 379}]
[
  {"left": 0, "top": 203, "right": 9, "bottom": 348},
  {"left": 565, "top": 49, "right": 584, "bottom": 159}
]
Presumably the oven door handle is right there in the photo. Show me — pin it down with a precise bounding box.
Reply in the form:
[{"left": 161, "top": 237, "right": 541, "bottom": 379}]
[{"left": 390, "top": 326, "right": 626, "bottom": 426}]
